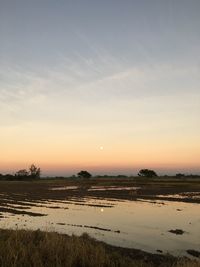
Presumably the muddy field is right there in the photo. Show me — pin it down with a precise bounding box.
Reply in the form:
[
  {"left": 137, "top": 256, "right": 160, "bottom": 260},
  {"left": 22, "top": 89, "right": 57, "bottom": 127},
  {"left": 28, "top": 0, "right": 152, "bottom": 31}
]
[
  {"left": 0, "top": 177, "right": 199, "bottom": 258},
  {"left": 0, "top": 177, "right": 199, "bottom": 217}
]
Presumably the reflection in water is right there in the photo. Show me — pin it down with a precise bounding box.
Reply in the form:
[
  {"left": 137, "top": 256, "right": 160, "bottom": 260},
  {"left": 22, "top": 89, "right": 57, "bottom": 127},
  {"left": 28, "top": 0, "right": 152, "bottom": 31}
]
[
  {"left": 157, "top": 192, "right": 200, "bottom": 200},
  {"left": 50, "top": 186, "right": 141, "bottom": 191},
  {"left": 0, "top": 197, "right": 199, "bottom": 257},
  {"left": 50, "top": 186, "right": 79, "bottom": 191},
  {"left": 88, "top": 186, "right": 141, "bottom": 191}
]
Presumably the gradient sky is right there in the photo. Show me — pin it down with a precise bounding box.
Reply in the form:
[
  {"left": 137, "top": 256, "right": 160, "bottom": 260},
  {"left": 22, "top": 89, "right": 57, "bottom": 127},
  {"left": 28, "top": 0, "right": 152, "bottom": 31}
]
[{"left": 0, "top": 0, "right": 200, "bottom": 176}]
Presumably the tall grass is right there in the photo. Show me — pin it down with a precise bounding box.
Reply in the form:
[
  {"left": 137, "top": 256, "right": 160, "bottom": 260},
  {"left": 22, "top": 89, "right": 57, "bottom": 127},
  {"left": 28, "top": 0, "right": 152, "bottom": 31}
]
[{"left": 0, "top": 229, "right": 198, "bottom": 267}]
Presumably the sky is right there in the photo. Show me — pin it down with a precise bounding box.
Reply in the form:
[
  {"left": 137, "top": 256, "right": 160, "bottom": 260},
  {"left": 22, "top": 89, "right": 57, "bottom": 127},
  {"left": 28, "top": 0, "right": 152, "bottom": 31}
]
[{"left": 0, "top": 0, "right": 200, "bottom": 176}]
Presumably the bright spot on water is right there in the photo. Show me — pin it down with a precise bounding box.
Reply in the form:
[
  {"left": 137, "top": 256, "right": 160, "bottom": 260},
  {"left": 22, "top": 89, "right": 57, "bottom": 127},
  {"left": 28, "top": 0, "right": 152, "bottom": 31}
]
[{"left": 101, "top": 208, "right": 104, "bottom": 212}]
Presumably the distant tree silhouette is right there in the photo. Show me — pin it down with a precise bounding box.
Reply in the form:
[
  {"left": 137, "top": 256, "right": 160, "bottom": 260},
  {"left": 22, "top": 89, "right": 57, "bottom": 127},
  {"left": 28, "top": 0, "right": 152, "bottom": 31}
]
[
  {"left": 117, "top": 175, "right": 127, "bottom": 178},
  {"left": 15, "top": 169, "right": 29, "bottom": 179},
  {"left": 4, "top": 174, "right": 15, "bottom": 180},
  {"left": 14, "top": 165, "right": 41, "bottom": 180},
  {"left": 29, "top": 164, "right": 41, "bottom": 178},
  {"left": 138, "top": 169, "right": 158, "bottom": 178},
  {"left": 77, "top": 170, "right": 92, "bottom": 179},
  {"left": 176, "top": 173, "right": 185, "bottom": 178}
]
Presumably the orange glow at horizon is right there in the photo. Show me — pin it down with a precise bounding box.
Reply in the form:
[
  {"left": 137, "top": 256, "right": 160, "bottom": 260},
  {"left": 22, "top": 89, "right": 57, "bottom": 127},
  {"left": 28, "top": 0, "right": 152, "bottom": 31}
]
[
  {"left": 1, "top": 126, "right": 200, "bottom": 175},
  {"left": 1, "top": 96, "right": 200, "bottom": 175}
]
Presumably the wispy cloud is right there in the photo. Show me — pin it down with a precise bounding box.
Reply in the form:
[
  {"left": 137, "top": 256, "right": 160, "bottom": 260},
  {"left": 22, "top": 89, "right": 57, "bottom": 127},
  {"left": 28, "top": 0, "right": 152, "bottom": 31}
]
[{"left": 0, "top": 44, "right": 199, "bottom": 128}]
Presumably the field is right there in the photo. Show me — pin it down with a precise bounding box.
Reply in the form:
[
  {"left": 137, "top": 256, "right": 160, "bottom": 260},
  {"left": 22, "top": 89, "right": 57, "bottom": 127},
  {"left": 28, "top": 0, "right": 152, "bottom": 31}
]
[
  {"left": 0, "top": 177, "right": 199, "bottom": 267},
  {"left": 0, "top": 177, "right": 200, "bottom": 206}
]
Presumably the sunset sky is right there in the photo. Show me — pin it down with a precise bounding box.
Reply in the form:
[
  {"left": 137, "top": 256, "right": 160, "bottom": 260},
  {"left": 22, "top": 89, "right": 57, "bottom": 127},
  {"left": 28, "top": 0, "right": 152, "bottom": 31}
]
[{"left": 0, "top": 0, "right": 200, "bottom": 176}]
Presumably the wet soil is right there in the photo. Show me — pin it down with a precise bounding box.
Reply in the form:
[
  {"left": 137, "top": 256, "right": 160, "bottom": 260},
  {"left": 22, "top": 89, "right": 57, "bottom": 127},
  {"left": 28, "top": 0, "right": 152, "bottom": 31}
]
[
  {"left": 187, "top": 250, "right": 200, "bottom": 258},
  {"left": 0, "top": 178, "right": 199, "bottom": 263},
  {"left": 168, "top": 229, "right": 185, "bottom": 235},
  {"left": 0, "top": 177, "right": 199, "bottom": 217}
]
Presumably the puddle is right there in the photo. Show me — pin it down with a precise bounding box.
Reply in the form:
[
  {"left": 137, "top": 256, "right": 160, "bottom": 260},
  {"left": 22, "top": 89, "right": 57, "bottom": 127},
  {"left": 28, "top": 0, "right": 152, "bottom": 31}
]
[
  {"left": 50, "top": 186, "right": 79, "bottom": 191},
  {"left": 157, "top": 192, "right": 200, "bottom": 200},
  {"left": 88, "top": 186, "right": 140, "bottom": 191},
  {"left": 50, "top": 186, "right": 140, "bottom": 192}
]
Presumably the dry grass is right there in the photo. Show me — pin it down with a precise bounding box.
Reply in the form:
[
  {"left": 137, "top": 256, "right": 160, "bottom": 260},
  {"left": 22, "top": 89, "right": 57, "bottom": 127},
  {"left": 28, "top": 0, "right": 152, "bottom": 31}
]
[
  {"left": 174, "top": 260, "right": 200, "bottom": 267},
  {"left": 0, "top": 229, "right": 199, "bottom": 267}
]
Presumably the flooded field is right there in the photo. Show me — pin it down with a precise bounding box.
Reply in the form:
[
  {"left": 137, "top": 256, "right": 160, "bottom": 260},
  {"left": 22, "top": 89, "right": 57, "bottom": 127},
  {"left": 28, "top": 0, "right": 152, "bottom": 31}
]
[{"left": 0, "top": 179, "right": 199, "bottom": 258}]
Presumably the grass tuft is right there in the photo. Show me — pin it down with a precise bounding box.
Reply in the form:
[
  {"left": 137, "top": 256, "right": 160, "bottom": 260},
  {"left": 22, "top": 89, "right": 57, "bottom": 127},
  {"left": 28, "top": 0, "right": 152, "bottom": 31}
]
[{"left": 0, "top": 229, "right": 199, "bottom": 267}]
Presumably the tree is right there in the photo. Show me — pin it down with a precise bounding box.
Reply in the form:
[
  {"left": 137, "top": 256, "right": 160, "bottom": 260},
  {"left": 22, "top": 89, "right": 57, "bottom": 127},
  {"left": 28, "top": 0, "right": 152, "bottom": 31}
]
[
  {"left": 29, "top": 164, "right": 41, "bottom": 178},
  {"left": 77, "top": 170, "right": 92, "bottom": 179},
  {"left": 138, "top": 169, "right": 158, "bottom": 178},
  {"left": 4, "top": 174, "right": 15, "bottom": 180},
  {"left": 15, "top": 169, "right": 29, "bottom": 179},
  {"left": 176, "top": 173, "right": 185, "bottom": 178}
]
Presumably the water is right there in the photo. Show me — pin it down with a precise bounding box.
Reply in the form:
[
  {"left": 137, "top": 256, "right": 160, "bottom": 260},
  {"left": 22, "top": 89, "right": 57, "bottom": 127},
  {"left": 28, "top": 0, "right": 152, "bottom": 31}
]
[{"left": 0, "top": 195, "right": 199, "bottom": 258}]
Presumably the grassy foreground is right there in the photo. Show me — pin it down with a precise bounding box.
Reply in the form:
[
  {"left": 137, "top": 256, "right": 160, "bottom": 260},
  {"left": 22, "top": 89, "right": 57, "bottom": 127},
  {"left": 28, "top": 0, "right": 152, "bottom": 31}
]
[{"left": 0, "top": 229, "right": 199, "bottom": 267}]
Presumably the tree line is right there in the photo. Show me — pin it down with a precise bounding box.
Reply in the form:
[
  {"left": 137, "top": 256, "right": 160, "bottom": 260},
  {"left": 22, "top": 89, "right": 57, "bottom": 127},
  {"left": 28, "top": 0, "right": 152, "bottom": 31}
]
[
  {"left": 0, "top": 166, "right": 199, "bottom": 180},
  {"left": 0, "top": 164, "right": 40, "bottom": 180}
]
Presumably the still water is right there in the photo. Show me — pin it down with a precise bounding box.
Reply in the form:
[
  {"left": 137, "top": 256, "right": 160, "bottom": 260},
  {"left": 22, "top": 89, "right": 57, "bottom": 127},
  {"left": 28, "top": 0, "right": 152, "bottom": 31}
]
[{"left": 0, "top": 193, "right": 199, "bottom": 258}]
